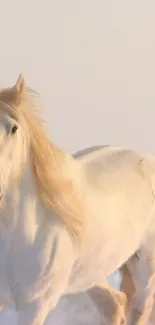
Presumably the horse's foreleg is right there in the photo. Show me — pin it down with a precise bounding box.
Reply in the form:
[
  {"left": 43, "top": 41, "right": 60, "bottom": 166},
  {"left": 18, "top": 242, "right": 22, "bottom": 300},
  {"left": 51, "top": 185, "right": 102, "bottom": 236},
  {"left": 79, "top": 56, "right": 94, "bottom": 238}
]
[
  {"left": 17, "top": 299, "right": 50, "bottom": 325},
  {"left": 17, "top": 228, "right": 74, "bottom": 325},
  {"left": 121, "top": 254, "right": 155, "bottom": 324},
  {"left": 150, "top": 296, "right": 155, "bottom": 324},
  {"left": 126, "top": 248, "right": 155, "bottom": 325},
  {"left": 87, "top": 282, "right": 127, "bottom": 325}
]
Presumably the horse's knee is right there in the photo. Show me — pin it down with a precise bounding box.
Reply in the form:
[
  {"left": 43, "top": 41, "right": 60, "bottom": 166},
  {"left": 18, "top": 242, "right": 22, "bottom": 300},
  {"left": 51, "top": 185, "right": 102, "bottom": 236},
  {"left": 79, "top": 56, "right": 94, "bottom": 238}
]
[
  {"left": 0, "top": 302, "right": 6, "bottom": 311},
  {"left": 88, "top": 284, "right": 127, "bottom": 325},
  {"left": 17, "top": 299, "right": 50, "bottom": 325}
]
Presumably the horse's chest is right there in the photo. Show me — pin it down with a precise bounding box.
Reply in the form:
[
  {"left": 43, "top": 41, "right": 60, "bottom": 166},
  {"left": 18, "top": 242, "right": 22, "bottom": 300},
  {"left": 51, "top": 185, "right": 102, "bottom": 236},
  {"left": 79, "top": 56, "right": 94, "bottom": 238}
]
[
  {"left": 0, "top": 234, "right": 16, "bottom": 305},
  {"left": 0, "top": 229, "right": 53, "bottom": 306}
]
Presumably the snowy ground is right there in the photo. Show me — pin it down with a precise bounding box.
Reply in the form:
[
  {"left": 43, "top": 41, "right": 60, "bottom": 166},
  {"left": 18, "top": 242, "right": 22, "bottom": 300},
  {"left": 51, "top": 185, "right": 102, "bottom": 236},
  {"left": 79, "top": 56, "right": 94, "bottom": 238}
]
[{"left": 0, "top": 272, "right": 120, "bottom": 325}]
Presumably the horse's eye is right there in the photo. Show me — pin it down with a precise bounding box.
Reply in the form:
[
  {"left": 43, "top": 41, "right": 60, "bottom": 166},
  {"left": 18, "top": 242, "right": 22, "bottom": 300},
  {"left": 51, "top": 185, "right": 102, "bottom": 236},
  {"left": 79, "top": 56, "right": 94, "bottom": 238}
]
[{"left": 11, "top": 124, "right": 18, "bottom": 135}]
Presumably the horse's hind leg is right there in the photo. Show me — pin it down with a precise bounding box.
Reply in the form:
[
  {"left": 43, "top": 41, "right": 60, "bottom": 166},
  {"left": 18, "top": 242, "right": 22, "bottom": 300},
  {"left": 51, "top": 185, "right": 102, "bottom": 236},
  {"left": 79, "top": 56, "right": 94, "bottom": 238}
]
[
  {"left": 120, "top": 254, "right": 155, "bottom": 324},
  {"left": 126, "top": 247, "right": 155, "bottom": 325},
  {"left": 120, "top": 263, "right": 136, "bottom": 309},
  {"left": 87, "top": 282, "right": 127, "bottom": 325},
  {"left": 150, "top": 295, "right": 155, "bottom": 324}
]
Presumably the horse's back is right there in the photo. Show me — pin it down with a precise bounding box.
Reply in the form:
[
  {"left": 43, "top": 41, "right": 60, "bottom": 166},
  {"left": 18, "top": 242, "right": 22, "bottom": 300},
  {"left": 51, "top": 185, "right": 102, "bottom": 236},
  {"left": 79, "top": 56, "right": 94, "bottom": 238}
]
[
  {"left": 74, "top": 146, "right": 155, "bottom": 226},
  {"left": 73, "top": 145, "right": 155, "bottom": 191},
  {"left": 73, "top": 145, "right": 152, "bottom": 168}
]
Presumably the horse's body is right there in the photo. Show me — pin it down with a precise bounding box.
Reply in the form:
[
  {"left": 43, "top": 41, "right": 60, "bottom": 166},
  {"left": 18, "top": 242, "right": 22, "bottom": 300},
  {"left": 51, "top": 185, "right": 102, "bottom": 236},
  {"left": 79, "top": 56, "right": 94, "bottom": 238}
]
[
  {"left": 2, "top": 145, "right": 154, "bottom": 298},
  {"left": 0, "top": 75, "right": 155, "bottom": 324},
  {"left": 68, "top": 146, "right": 154, "bottom": 292}
]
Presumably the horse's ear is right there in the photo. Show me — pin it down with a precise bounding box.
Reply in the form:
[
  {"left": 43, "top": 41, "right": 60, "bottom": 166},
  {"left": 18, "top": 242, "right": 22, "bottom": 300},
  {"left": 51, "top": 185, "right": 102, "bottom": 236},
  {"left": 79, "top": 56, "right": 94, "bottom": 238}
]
[{"left": 13, "top": 73, "right": 25, "bottom": 95}]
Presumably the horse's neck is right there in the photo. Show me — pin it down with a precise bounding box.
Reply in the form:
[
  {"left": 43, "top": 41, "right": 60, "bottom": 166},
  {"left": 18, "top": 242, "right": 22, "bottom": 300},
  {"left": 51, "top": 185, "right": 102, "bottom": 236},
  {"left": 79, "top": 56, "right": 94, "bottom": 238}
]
[{"left": 2, "top": 149, "right": 81, "bottom": 244}]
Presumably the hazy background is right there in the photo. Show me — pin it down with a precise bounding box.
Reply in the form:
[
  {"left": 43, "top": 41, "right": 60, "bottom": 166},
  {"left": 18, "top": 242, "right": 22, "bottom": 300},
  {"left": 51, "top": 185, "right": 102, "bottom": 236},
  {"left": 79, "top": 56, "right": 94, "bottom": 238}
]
[
  {"left": 0, "top": 0, "right": 155, "bottom": 155},
  {"left": 0, "top": 1, "right": 155, "bottom": 323}
]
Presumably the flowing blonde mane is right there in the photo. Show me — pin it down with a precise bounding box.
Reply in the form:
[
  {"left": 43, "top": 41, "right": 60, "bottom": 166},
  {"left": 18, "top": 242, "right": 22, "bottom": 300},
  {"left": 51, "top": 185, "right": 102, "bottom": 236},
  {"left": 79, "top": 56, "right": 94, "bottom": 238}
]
[{"left": 0, "top": 76, "right": 86, "bottom": 242}]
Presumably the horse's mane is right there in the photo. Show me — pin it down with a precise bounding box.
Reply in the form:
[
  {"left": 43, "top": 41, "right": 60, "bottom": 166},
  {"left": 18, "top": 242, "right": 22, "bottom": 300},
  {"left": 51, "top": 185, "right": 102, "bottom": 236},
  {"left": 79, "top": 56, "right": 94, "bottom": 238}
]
[{"left": 0, "top": 77, "right": 86, "bottom": 242}]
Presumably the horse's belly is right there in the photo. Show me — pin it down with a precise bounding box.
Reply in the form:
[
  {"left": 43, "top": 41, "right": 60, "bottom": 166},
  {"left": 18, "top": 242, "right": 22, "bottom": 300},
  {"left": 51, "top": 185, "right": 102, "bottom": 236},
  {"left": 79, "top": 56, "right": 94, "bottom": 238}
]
[
  {"left": 67, "top": 239, "right": 132, "bottom": 294},
  {"left": 67, "top": 212, "right": 146, "bottom": 294}
]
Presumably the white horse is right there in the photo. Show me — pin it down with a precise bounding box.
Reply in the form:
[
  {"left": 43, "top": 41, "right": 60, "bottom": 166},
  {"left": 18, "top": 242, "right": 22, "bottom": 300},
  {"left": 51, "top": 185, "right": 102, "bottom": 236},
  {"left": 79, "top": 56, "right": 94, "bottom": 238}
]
[{"left": 0, "top": 74, "right": 155, "bottom": 325}]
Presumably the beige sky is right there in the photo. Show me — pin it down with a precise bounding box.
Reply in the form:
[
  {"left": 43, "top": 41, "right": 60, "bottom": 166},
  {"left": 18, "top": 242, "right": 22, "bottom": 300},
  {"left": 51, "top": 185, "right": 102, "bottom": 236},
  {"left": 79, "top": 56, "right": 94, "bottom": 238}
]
[{"left": 0, "top": 0, "right": 155, "bottom": 154}]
